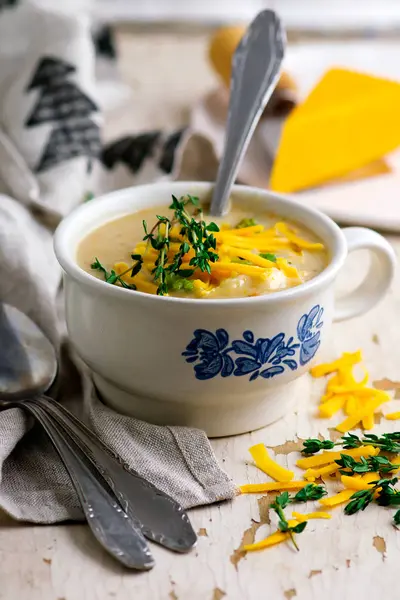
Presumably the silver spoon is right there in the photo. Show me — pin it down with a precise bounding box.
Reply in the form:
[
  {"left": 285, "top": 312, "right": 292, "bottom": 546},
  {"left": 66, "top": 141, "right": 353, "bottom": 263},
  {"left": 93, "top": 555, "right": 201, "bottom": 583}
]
[
  {"left": 22, "top": 401, "right": 154, "bottom": 569},
  {"left": 32, "top": 395, "right": 197, "bottom": 553},
  {"left": 0, "top": 303, "right": 153, "bottom": 569},
  {"left": 210, "top": 9, "right": 285, "bottom": 216},
  {"left": 0, "top": 303, "right": 197, "bottom": 553}
]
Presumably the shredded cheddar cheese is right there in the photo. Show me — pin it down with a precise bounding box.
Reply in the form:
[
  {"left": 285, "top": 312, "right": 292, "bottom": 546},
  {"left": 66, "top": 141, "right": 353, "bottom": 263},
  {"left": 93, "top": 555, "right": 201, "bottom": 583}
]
[
  {"left": 318, "top": 395, "right": 346, "bottom": 418},
  {"left": 341, "top": 473, "right": 381, "bottom": 491},
  {"left": 385, "top": 411, "right": 400, "bottom": 420},
  {"left": 319, "top": 489, "right": 355, "bottom": 507},
  {"left": 310, "top": 351, "right": 362, "bottom": 378},
  {"left": 243, "top": 520, "right": 300, "bottom": 551},
  {"left": 220, "top": 246, "right": 277, "bottom": 269},
  {"left": 304, "top": 464, "right": 340, "bottom": 480},
  {"left": 292, "top": 511, "right": 331, "bottom": 522},
  {"left": 335, "top": 397, "right": 387, "bottom": 433},
  {"left": 275, "top": 222, "right": 324, "bottom": 250},
  {"left": 310, "top": 351, "right": 390, "bottom": 432},
  {"left": 239, "top": 481, "right": 308, "bottom": 494},
  {"left": 362, "top": 413, "right": 375, "bottom": 430},
  {"left": 243, "top": 530, "right": 290, "bottom": 551},
  {"left": 296, "top": 446, "right": 379, "bottom": 470},
  {"left": 249, "top": 444, "right": 294, "bottom": 482}
]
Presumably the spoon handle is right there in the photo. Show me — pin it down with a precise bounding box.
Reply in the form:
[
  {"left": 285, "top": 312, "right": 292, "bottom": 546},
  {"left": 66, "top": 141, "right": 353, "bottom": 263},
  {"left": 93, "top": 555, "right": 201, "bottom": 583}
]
[
  {"left": 34, "top": 395, "right": 197, "bottom": 553},
  {"left": 24, "top": 402, "right": 154, "bottom": 570},
  {"left": 210, "top": 10, "right": 285, "bottom": 216}
]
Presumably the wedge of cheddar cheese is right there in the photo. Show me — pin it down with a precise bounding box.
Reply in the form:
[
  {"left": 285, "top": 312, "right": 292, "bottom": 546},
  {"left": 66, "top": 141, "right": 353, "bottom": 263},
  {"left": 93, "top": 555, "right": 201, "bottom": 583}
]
[{"left": 270, "top": 68, "right": 400, "bottom": 193}]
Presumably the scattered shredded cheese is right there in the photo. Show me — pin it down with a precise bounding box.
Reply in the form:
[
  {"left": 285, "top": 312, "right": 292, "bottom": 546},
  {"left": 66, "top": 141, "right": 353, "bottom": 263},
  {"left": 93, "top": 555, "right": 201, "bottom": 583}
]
[
  {"left": 335, "top": 397, "right": 387, "bottom": 433},
  {"left": 239, "top": 481, "right": 308, "bottom": 494},
  {"left": 310, "top": 351, "right": 362, "bottom": 378},
  {"left": 292, "top": 511, "right": 331, "bottom": 522},
  {"left": 296, "top": 445, "right": 379, "bottom": 470},
  {"left": 243, "top": 520, "right": 300, "bottom": 551},
  {"left": 304, "top": 463, "right": 339, "bottom": 480},
  {"left": 319, "top": 489, "right": 355, "bottom": 507},
  {"left": 310, "top": 351, "right": 390, "bottom": 432},
  {"left": 340, "top": 475, "right": 377, "bottom": 491},
  {"left": 249, "top": 444, "right": 294, "bottom": 482},
  {"left": 318, "top": 395, "right": 346, "bottom": 418},
  {"left": 243, "top": 530, "right": 290, "bottom": 551},
  {"left": 385, "top": 411, "right": 400, "bottom": 420}
]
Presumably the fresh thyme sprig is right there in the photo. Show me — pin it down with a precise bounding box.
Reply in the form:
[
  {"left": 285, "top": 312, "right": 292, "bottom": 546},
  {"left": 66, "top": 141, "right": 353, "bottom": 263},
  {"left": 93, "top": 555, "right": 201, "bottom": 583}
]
[
  {"left": 336, "top": 454, "right": 400, "bottom": 476},
  {"left": 169, "top": 195, "right": 219, "bottom": 274},
  {"left": 142, "top": 194, "right": 220, "bottom": 295},
  {"left": 342, "top": 433, "right": 400, "bottom": 453},
  {"left": 376, "top": 477, "right": 400, "bottom": 506},
  {"left": 91, "top": 257, "right": 142, "bottom": 290},
  {"left": 143, "top": 216, "right": 171, "bottom": 295},
  {"left": 345, "top": 489, "right": 375, "bottom": 515},
  {"left": 271, "top": 493, "right": 307, "bottom": 551},
  {"left": 393, "top": 509, "right": 400, "bottom": 526},
  {"left": 301, "top": 439, "right": 336, "bottom": 454},
  {"left": 291, "top": 484, "right": 327, "bottom": 503},
  {"left": 344, "top": 477, "right": 399, "bottom": 515},
  {"left": 301, "top": 432, "right": 400, "bottom": 455},
  {"left": 268, "top": 486, "right": 325, "bottom": 551}
]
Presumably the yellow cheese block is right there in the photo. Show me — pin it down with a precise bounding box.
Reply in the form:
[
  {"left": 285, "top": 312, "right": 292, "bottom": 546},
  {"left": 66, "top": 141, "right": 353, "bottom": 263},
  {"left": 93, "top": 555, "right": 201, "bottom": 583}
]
[
  {"left": 323, "top": 158, "right": 391, "bottom": 186},
  {"left": 270, "top": 68, "right": 400, "bottom": 193}
]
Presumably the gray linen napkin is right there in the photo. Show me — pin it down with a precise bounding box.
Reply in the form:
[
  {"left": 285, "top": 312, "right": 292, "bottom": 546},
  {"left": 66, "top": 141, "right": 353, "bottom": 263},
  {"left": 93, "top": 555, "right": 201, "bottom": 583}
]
[{"left": 0, "top": 1, "right": 235, "bottom": 523}]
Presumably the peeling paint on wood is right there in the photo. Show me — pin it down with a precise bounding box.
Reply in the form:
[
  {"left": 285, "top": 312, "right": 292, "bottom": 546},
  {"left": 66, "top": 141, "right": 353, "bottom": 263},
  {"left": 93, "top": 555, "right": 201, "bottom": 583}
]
[
  {"left": 256, "top": 495, "right": 275, "bottom": 524},
  {"left": 346, "top": 559, "right": 351, "bottom": 568},
  {"left": 198, "top": 528, "right": 208, "bottom": 537},
  {"left": 269, "top": 439, "right": 305, "bottom": 455},
  {"left": 308, "top": 570, "right": 322, "bottom": 578},
  {"left": 373, "top": 378, "right": 400, "bottom": 398},
  {"left": 373, "top": 535, "right": 387, "bottom": 559},
  {"left": 169, "top": 591, "right": 178, "bottom": 600},
  {"left": 212, "top": 588, "right": 226, "bottom": 600},
  {"left": 328, "top": 428, "right": 343, "bottom": 443},
  {"left": 230, "top": 521, "right": 261, "bottom": 570},
  {"left": 284, "top": 589, "right": 297, "bottom": 599}
]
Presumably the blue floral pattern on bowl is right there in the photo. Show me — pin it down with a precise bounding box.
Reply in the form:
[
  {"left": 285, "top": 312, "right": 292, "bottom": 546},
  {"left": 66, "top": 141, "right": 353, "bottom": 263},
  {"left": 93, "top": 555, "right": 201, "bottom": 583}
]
[{"left": 182, "top": 304, "right": 324, "bottom": 381}]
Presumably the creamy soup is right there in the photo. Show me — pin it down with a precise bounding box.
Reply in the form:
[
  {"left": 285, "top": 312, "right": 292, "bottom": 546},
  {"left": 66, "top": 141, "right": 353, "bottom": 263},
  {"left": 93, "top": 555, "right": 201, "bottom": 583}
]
[{"left": 77, "top": 197, "right": 328, "bottom": 299}]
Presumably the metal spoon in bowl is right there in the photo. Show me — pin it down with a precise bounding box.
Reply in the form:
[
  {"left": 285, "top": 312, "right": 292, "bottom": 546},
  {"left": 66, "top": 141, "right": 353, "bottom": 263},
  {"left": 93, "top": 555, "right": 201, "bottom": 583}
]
[
  {"left": 209, "top": 9, "right": 285, "bottom": 217},
  {"left": 0, "top": 303, "right": 197, "bottom": 558}
]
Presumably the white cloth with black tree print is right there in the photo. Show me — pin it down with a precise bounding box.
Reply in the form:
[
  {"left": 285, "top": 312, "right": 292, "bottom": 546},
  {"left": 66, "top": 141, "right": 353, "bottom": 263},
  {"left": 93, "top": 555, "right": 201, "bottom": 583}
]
[{"left": 0, "top": 1, "right": 235, "bottom": 523}]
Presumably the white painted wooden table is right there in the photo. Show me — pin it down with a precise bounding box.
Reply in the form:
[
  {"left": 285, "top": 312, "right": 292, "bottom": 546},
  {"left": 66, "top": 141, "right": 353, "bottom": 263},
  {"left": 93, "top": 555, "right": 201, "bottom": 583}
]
[{"left": 1, "top": 28, "right": 400, "bottom": 600}]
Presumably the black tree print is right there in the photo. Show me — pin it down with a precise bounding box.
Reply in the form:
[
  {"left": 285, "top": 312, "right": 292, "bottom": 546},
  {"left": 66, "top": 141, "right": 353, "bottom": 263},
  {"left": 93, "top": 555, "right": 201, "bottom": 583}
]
[
  {"left": 25, "top": 56, "right": 101, "bottom": 173},
  {"left": 158, "top": 128, "right": 186, "bottom": 174},
  {"left": 101, "top": 129, "right": 185, "bottom": 175},
  {"left": 0, "top": 0, "right": 19, "bottom": 10},
  {"left": 101, "top": 132, "right": 161, "bottom": 173},
  {"left": 26, "top": 57, "right": 75, "bottom": 90}
]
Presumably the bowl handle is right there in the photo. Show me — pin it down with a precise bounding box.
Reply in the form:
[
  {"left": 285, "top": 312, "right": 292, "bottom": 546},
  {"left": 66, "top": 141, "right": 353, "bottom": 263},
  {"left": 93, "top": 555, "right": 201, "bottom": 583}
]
[{"left": 334, "top": 227, "right": 396, "bottom": 322}]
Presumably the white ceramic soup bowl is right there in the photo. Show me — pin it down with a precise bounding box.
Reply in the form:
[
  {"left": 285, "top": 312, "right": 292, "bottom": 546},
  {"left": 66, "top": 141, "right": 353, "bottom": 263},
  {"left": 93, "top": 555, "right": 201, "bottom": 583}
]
[{"left": 54, "top": 182, "right": 396, "bottom": 437}]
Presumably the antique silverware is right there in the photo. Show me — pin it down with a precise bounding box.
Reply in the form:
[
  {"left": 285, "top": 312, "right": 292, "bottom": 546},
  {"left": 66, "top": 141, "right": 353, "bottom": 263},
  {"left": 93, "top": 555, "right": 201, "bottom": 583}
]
[
  {"left": 0, "top": 303, "right": 154, "bottom": 570},
  {"left": 0, "top": 303, "right": 197, "bottom": 559}
]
